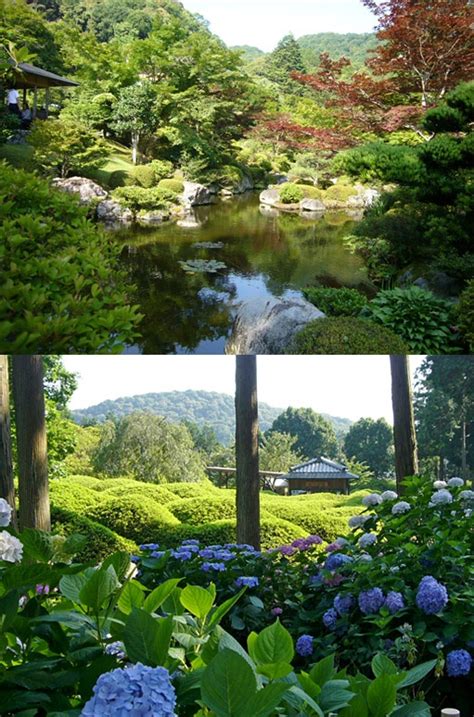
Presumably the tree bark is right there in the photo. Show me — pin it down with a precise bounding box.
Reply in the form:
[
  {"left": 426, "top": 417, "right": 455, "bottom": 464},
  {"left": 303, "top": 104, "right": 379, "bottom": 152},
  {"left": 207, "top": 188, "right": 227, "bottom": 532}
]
[
  {"left": 390, "top": 355, "right": 419, "bottom": 494},
  {"left": 12, "top": 356, "right": 50, "bottom": 531},
  {"left": 0, "top": 356, "right": 17, "bottom": 528},
  {"left": 235, "top": 356, "right": 260, "bottom": 549}
]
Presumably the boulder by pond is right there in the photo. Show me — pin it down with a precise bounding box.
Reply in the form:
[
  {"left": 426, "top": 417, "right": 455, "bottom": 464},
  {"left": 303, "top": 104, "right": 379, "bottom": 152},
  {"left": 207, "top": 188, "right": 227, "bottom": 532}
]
[
  {"left": 182, "top": 182, "right": 217, "bottom": 207},
  {"left": 226, "top": 296, "right": 325, "bottom": 355},
  {"left": 138, "top": 211, "right": 170, "bottom": 226},
  {"left": 259, "top": 189, "right": 281, "bottom": 207},
  {"left": 52, "top": 176, "right": 108, "bottom": 204},
  {"left": 96, "top": 199, "right": 133, "bottom": 225},
  {"left": 300, "top": 198, "right": 325, "bottom": 212}
]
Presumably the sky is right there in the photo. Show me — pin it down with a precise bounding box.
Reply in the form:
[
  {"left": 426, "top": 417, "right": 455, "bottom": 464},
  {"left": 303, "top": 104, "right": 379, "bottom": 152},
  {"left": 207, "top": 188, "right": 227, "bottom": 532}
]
[
  {"left": 63, "top": 355, "right": 426, "bottom": 423},
  {"left": 180, "top": 0, "right": 376, "bottom": 52}
]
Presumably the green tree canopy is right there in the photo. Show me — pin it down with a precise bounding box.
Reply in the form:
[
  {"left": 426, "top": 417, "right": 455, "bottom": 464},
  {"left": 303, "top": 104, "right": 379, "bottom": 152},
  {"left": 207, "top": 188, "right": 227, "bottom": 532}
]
[
  {"left": 262, "top": 34, "right": 306, "bottom": 93},
  {"left": 268, "top": 407, "right": 339, "bottom": 460},
  {"left": 92, "top": 412, "right": 206, "bottom": 483},
  {"left": 343, "top": 417, "right": 394, "bottom": 478},
  {"left": 259, "top": 431, "right": 302, "bottom": 473}
]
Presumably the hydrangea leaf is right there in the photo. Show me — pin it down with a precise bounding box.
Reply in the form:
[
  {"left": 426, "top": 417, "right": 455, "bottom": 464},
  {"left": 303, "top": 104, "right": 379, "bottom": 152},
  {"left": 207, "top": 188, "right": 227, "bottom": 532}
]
[
  {"left": 366, "top": 674, "right": 397, "bottom": 717},
  {"left": 253, "top": 619, "right": 295, "bottom": 666},
  {"left": 180, "top": 585, "right": 215, "bottom": 621},
  {"left": 201, "top": 648, "right": 257, "bottom": 716}
]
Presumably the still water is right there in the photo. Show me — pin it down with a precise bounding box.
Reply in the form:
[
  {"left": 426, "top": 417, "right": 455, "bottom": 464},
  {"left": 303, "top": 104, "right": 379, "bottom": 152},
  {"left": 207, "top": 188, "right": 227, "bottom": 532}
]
[{"left": 117, "top": 193, "right": 370, "bottom": 354}]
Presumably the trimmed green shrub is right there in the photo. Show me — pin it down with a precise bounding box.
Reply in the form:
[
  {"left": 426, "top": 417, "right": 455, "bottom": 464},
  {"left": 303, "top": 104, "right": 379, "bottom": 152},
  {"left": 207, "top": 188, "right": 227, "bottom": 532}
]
[
  {"left": 164, "top": 480, "right": 219, "bottom": 499},
  {"left": 113, "top": 185, "right": 177, "bottom": 214},
  {"left": 279, "top": 183, "right": 305, "bottom": 204},
  {"left": 131, "top": 164, "right": 156, "bottom": 188},
  {"left": 332, "top": 142, "right": 422, "bottom": 184},
  {"left": 263, "top": 503, "right": 351, "bottom": 542},
  {"left": 89, "top": 495, "right": 180, "bottom": 544},
  {"left": 290, "top": 317, "right": 409, "bottom": 354},
  {"left": 149, "top": 159, "right": 174, "bottom": 181},
  {"left": 457, "top": 280, "right": 474, "bottom": 351},
  {"left": 303, "top": 287, "right": 368, "bottom": 316},
  {"left": 49, "top": 481, "right": 101, "bottom": 513},
  {"left": 323, "top": 183, "right": 358, "bottom": 203},
  {"left": 0, "top": 163, "right": 140, "bottom": 353},
  {"left": 300, "top": 185, "right": 324, "bottom": 200},
  {"left": 51, "top": 506, "right": 137, "bottom": 562},
  {"left": 364, "top": 286, "right": 455, "bottom": 353},
  {"left": 218, "top": 164, "right": 244, "bottom": 188},
  {"left": 158, "top": 178, "right": 184, "bottom": 194},
  {"left": 102, "top": 481, "right": 177, "bottom": 504},
  {"left": 168, "top": 495, "right": 236, "bottom": 524},
  {"left": 66, "top": 475, "right": 105, "bottom": 491}
]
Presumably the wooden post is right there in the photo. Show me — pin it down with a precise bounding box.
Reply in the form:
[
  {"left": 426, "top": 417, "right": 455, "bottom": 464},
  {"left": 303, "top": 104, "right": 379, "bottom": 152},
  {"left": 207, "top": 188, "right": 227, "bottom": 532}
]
[
  {"left": 45, "top": 87, "right": 50, "bottom": 117},
  {"left": 33, "top": 86, "right": 38, "bottom": 118},
  {"left": 235, "top": 356, "right": 260, "bottom": 549},
  {"left": 12, "top": 356, "right": 50, "bottom": 531},
  {"left": 0, "top": 356, "right": 17, "bottom": 528},
  {"left": 390, "top": 355, "right": 419, "bottom": 494}
]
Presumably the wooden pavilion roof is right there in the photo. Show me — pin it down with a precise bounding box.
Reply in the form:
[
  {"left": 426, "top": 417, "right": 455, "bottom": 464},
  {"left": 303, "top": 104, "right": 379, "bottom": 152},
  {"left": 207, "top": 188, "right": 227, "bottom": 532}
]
[{"left": 10, "top": 62, "right": 79, "bottom": 90}]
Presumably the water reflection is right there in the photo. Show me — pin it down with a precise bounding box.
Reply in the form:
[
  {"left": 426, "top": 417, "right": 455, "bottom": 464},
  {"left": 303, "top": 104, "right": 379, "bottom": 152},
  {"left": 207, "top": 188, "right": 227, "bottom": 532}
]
[{"left": 117, "top": 193, "right": 370, "bottom": 354}]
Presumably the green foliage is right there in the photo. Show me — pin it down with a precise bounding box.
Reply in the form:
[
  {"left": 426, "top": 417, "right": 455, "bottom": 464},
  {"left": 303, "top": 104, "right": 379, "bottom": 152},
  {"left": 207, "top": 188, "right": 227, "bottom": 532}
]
[
  {"left": 89, "top": 495, "right": 180, "bottom": 544},
  {"left": 29, "top": 119, "right": 108, "bottom": 178},
  {"left": 333, "top": 142, "right": 422, "bottom": 184},
  {"left": 158, "top": 178, "right": 184, "bottom": 194},
  {"left": 324, "top": 182, "right": 358, "bottom": 203},
  {"left": 218, "top": 164, "right": 244, "bottom": 188},
  {"left": 279, "top": 183, "right": 305, "bottom": 204},
  {"left": 49, "top": 480, "right": 102, "bottom": 514},
  {"left": 363, "top": 287, "right": 455, "bottom": 353},
  {"left": 110, "top": 81, "right": 158, "bottom": 161},
  {"left": 268, "top": 407, "right": 339, "bottom": 461},
  {"left": 297, "top": 32, "right": 377, "bottom": 70},
  {"left": 113, "top": 185, "right": 177, "bottom": 213},
  {"left": 92, "top": 413, "right": 206, "bottom": 483},
  {"left": 303, "top": 287, "right": 368, "bottom": 317},
  {"left": 344, "top": 418, "right": 394, "bottom": 479},
  {"left": 291, "top": 317, "right": 409, "bottom": 355},
  {"left": 130, "top": 163, "right": 156, "bottom": 188},
  {"left": 0, "top": 163, "right": 140, "bottom": 352},
  {"left": 101, "top": 480, "right": 177, "bottom": 504},
  {"left": 51, "top": 506, "right": 137, "bottom": 561},
  {"left": 261, "top": 34, "right": 306, "bottom": 93},
  {"left": 0, "top": 107, "right": 20, "bottom": 144},
  {"left": 168, "top": 496, "right": 237, "bottom": 525},
  {"left": 457, "top": 279, "right": 474, "bottom": 351},
  {"left": 259, "top": 431, "right": 303, "bottom": 473},
  {"left": 64, "top": 424, "right": 101, "bottom": 476},
  {"left": 149, "top": 159, "right": 174, "bottom": 181}
]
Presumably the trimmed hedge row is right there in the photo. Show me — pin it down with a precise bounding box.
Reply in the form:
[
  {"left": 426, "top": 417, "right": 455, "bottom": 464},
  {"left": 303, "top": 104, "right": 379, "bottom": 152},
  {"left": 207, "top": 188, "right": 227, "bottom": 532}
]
[{"left": 88, "top": 496, "right": 180, "bottom": 544}]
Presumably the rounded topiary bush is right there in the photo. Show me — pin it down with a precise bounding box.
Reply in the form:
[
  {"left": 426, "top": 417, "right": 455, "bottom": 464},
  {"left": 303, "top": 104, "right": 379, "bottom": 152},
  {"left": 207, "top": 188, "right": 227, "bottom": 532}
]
[
  {"left": 101, "top": 480, "right": 177, "bottom": 504},
  {"left": 164, "top": 481, "right": 218, "bottom": 499},
  {"left": 66, "top": 475, "right": 105, "bottom": 491},
  {"left": 263, "top": 501, "right": 352, "bottom": 542},
  {"left": 51, "top": 506, "right": 137, "bottom": 562},
  {"left": 323, "top": 183, "right": 358, "bottom": 203},
  {"left": 89, "top": 495, "right": 180, "bottom": 544},
  {"left": 149, "top": 159, "right": 174, "bottom": 181},
  {"left": 49, "top": 481, "right": 102, "bottom": 513},
  {"left": 290, "top": 317, "right": 409, "bottom": 354},
  {"left": 158, "top": 178, "right": 184, "bottom": 194},
  {"left": 131, "top": 164, "right": 156, "bottom": 188},
  {"left": 279, "top": 183, "right": 305, "bottom": 204},
  {"left": 303, "top": 287, "right": 368, "bottom": 317}
]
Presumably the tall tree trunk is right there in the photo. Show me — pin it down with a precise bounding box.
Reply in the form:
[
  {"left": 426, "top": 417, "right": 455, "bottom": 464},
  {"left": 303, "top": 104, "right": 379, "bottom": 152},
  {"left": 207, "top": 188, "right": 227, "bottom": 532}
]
[
  {"left": 461, "top": 419, "right": 468, "bottom": 481},
  {"left": 390, "top": 355, "right": 419, "bottom": 494},
  {"left": 131, "top": 132, "right": 139, "bottom": 165},
  {"left": 0, "top": 356, "right": 17, "bottom": 528},
  {"left": 12, "top": 356, "right": 50, "bottom": 531},
  {"left": 235, "top": 356, "right": 260, "bottom": 549},
  {"left": 438, "top": 455, "right": 445, "bottom": 481}
]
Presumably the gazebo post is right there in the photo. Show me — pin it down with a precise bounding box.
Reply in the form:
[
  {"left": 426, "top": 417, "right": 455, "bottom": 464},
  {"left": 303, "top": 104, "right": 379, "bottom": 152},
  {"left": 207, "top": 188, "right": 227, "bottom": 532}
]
[
  {"left": 33, "top": 86, "right": 38, "bottom": 119},
  {"left": 45, "top": 87, "right": 50, "bottom": 117},
  {"left": 22, "top": 88, "right": 27, "bottom": 107}
]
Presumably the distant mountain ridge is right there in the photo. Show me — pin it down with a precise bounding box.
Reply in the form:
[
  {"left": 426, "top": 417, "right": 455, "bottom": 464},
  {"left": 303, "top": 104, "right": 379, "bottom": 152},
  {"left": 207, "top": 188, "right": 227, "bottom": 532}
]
[{"left": 71, "top": 390, "right": 353, "bottom": 445}]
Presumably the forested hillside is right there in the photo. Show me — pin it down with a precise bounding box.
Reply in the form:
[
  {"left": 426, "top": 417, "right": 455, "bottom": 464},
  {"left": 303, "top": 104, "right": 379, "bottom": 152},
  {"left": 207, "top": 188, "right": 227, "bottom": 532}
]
[{"left": 71, "top": 390, "right": 353, "bottom": 443}]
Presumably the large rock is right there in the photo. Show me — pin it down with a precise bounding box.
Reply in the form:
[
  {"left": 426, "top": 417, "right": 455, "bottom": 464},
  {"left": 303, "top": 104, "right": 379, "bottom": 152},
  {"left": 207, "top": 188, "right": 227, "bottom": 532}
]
[
  {"left": 259, "top": 189, "right": 280, "bottom": 207},
  {"left": 138, "top": 211, "right": 170, "bottom": 225},
  {"left": 52, "top": 176, "right": 108, "bottom": 205},
  {"left": 300, "top": 198, "right": 325, "bottom": 212},
  {"left": 226, "top": 296, "right": 325, "bottom": 355},
  {"left": 96, "top": 199, "right": 133, "bottom": 225},
  {"left": 347, "top": 186, "right": 380, "bottom": 209},
  {"left": 182, "top": 182, "right": 216, "bottom": 207},
  {"left": 234, "top": 174, "right": 254, "bottom": 193}
]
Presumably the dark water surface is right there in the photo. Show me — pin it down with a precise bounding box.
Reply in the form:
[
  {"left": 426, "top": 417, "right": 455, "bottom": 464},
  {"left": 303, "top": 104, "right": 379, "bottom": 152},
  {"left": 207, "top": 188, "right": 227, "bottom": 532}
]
[{"left": 117, "top": 193, "right": 370, "bottom": 354}]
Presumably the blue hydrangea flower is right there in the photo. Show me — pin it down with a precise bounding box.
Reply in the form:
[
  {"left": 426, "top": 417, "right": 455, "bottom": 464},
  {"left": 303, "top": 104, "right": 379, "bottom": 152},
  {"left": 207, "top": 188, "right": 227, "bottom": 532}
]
[
  {"left": 140, "top": 543, "right": 159, "bottom": 551},
  {"left": 446, "top": 649, "right": 472, "bottom": 677},
  {"left": 235, "top": 576, "right": 259, "bottom": 588},
  {"left": 201, "top": 562, "right": 226, "bottom": 572},
  {"left": 212, "top": 549, "right": 236, "bottom": 561},
  {"left": 104, "top": 641, "right": 126, "bottom": 660},
  {"left": 81, "top": 663, "right": 177, "bottom": 716},
  {"left": 358, "top": 533, "right": 377, "bottom": 549},
  {"left": 151, "top": 550, "right": 166, "bottom": 559},
  {"left": 181, "top": 539, "right": 200, "bottom": 546},
  {"left": 333, "top": 593, "right": 354, "bottom": 616},
  {"left": 199, "top": 548, "right": 216, "bottom": 559},
  {"left": 358, "top": 588, "right": 385, "bottom": 615},
  {"left": 296, "top": 634, "right": 314, "bottom": 656},
  {"left": 416, "top": 576, "right": 448, "bottom": 614},
  {"left": 384, "top": 591, "right": 405, "bottom": 614},
  {"left": 309, "top": 573, "right": 322, "bottom": 586},
  {"left": 171, "top": 550, "right": 193, "bottom": 561},
  {"left": 324, "top": 553, "right": 353, "bottom": 571},
  {"left": 322, "top": 608, "right": 338, "bottom": 630}
]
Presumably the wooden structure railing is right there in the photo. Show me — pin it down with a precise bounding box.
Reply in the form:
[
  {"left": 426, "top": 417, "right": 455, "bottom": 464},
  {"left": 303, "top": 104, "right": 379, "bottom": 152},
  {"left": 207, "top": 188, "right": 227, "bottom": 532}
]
[{"left": 206, "top": 466, "right": 285, "bottom": 490}]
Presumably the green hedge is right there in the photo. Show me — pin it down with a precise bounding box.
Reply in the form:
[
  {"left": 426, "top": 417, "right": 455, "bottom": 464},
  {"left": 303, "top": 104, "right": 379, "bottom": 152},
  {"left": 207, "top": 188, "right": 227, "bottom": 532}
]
[
  {"left": 89, "top": 495, "right": 180, "bottom": 544},
  {"left": 263, "top": 503, "right": 350, "bottom": 542},
  {"left": 290, "top": 317, "right": 409, "bottom": 354},
  {"left": 158, "top": 179, "right": 184, "bottom": 194},
  {"left": 101, "top": 480, "right": 177, "bottom": 505},
  {"left": 164, "top": 481, "right": 219, "bottom": 499},
  {"left": 65, "top": 475, "right": 106, "bottom": 491},
  {"left": 51, "top": 506, "right": 137, "bottom": 562},
  {"left": 168, "top": 495, "right": 237, "bottom": 524},
  {"left": 303, "top": 287, "right": 368, "bottom": 317},
  {"left": 49, "top": 481, "right": 102, "bottom": 513}
]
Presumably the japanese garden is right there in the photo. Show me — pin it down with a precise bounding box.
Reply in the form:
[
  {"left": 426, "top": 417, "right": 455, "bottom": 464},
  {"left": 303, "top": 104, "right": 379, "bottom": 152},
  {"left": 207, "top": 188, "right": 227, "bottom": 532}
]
[
  {"left": 0, "top": 0, "right": 473, "bottom": 354},
  {"left": 0, "top": 354, "right": 472, "bottom": 715}
]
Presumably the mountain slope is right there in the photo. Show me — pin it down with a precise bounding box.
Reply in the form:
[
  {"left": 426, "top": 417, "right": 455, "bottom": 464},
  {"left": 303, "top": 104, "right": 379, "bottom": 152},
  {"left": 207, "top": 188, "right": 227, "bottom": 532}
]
[{"left": 71, "top": 390, "right": 353, "bottom": 445}]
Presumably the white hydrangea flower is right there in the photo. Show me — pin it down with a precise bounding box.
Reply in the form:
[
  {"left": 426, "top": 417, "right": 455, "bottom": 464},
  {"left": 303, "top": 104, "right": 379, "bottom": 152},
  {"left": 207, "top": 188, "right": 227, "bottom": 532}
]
[
  {"left": 429, "top": 489, "right": 453, "bottom": 507},
  {"left": 335, "top": 537, "right": 349, "bottom": 547},
  {"left": 390, "top": 566, "right": 400, "bottom": 573},
  {"left": 465, "top": 509, "right": 472, "bottom": 518},
  {"left": 348, "top": 515, "right": 370, "bottom": 529},
  {"left": 362, "top": 493, "right": 382, "bottom": 507},
  {"left": 358, "top": 532, "right": 377, "bottom": 548},
  {"left": 433, "top": 480, "right": 447, "bottom": 489},
  {"left": 381, "top": 490, "right": 398, "bottom": 502},
  {"left": 0, "top": 531, "right": 23, "bottom": 563},
  {"left": 447, "top": 477, "right": 464, "bottom": 488},
  {"left": 392, "top": 501, "right": 411, "bottom": 515},
  {"left": 358, "top": 553, "right": 373, "bottom": 562},
  {"left": 0, "top": 499, "right": 12, "bottom": 527},
  {"left": 459, "top": 490, "right": 474, "bottom": 502}
]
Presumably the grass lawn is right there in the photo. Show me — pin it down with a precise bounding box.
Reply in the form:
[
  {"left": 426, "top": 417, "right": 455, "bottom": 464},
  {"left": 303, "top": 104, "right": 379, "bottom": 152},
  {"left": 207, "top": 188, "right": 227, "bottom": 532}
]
[{"left": 0, "top": 143, "right": 34, "bottom": 168}]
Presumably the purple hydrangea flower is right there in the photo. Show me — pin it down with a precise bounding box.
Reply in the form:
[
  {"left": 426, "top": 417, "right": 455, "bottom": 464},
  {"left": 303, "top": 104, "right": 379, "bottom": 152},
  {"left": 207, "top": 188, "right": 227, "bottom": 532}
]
[
  {"left": 333, "top": 593, "right": 354, "bottom": 616},
  {"left": 35, "top": 584, "right": 50, "bottom": 595},
  {"left": 279, "top": 545, "right": 297, "bottom": 557},
  {"left": 416, "top": 576, "right": 448, "bottom": 615},
  {"left": 235, "top": 576, "right": 259, "bottom": 588},
  {"left": 271, "top": 607, "right": 283, "bottom": 616},
  {"left": 384, "top": 591, "right": 405, "bottom": 614},
  {"left": 358, "top": 588, "right": 385, "bottom": 615},
  {"left": 81, "top": 663, "right": 177, "bottom": 716},
  {"left": 202, "top": 562, "right": 226, "bottom": 572},
  {"left": 446, "top": 649, "right": 472, "bottom": 677},
  {"left": 296, "top": 634, "right": 314, "bottom": 656},
  {"left": 322, "top": 608, "right": 338, "bottom": 630},
  {"left": 324, "top": 553, "right": 353, "bottom": 571}
]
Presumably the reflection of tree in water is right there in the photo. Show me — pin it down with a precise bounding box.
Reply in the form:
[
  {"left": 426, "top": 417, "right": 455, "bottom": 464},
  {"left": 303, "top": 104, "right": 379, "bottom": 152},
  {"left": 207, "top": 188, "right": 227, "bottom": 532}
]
[{"left": 120, "top": 241, "right": 236, "bottom": 353}]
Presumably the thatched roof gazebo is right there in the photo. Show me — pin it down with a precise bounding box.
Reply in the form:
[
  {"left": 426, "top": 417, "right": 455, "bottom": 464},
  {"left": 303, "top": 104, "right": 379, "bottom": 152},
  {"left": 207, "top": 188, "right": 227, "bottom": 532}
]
[
  {"left": 8, "top": 60, "right": 79, "bottom": 118},
  {"left": 283, "top": 457, "right": 358, "bottom": 495}
]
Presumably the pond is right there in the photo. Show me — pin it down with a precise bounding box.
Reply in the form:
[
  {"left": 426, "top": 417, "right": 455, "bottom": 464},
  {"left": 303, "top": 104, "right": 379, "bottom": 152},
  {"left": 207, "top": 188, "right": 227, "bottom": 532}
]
[{"left": 117, "top": 193, "right": 371, "bottom": 354}]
